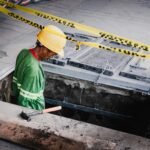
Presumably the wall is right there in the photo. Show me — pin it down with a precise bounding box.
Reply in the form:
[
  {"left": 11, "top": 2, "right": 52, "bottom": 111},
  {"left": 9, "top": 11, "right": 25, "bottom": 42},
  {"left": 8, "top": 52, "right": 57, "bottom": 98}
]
[
  {"left": 44, "top": 72, "right": 149, "bottom": 119},
  {"left": 0, "top": 74, "right": 12, "bottom": 103}
]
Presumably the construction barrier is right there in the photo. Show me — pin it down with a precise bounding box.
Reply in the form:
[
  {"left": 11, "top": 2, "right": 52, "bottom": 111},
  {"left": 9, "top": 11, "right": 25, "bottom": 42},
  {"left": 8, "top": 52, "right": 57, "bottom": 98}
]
[
  {"left": 1, "top": 0, "right": 150, "bottom": 52},
  {"left": 0, "top": 1, "right": 150, "bottom": 58}
]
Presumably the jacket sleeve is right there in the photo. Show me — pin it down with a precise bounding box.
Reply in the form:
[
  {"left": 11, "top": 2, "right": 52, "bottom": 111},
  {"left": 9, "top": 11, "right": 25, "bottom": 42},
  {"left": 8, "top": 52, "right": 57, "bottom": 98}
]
[{"left": 18, "top": 66, "right": 45, "bottom": 110}]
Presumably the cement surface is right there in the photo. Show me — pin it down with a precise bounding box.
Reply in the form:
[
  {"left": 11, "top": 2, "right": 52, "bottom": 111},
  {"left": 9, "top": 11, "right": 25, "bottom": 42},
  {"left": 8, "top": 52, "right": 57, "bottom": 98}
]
[
  {"left": 0, "top": 0, "right": 150, "bottom": 92},
  {"left": 0, "top": 101, "right": 149, "bottom": 150}
]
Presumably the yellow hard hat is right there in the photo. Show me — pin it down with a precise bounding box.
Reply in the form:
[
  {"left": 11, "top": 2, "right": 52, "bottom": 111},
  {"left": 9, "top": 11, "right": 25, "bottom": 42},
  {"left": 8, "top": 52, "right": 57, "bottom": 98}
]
[{"left": 37, "top": 25, "right": 66, "bottom": 57}]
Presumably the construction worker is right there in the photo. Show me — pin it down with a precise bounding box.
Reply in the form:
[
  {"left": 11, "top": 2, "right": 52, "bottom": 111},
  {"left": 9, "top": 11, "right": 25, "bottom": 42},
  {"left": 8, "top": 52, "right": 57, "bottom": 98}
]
[{"left": 12, "top": 25, "right": 66, "bottom": 110}]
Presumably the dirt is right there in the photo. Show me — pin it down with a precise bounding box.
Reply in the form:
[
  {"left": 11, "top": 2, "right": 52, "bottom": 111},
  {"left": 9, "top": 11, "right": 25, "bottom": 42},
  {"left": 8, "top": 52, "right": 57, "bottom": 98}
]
[{"left": 0, "top": 121, "right": 86, "bottom": 150}]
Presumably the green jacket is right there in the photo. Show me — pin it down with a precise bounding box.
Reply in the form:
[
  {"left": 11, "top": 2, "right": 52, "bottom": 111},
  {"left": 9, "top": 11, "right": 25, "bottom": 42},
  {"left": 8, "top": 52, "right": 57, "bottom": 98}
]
[{"left": 12, "top": 49, "right": 45, "bottom": 110}]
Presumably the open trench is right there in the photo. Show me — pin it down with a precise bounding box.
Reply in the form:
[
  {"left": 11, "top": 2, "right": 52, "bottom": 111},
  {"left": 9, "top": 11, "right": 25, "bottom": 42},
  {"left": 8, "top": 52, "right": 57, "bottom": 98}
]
[
  {"left": 44, "top": 72, "right": 150, "bottom": 138},
  {"left": 39, "top": 32, "right": 150, "bottom": 140},
  {"left": 1, "top": 71, "right": 150, "bottom": 142}
]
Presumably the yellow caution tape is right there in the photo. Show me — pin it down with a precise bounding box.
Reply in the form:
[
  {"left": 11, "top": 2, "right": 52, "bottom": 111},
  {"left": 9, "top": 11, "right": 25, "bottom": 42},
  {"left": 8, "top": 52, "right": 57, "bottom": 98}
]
[
  {"left": 0, "top": 0, "right": 150, "bottom": 52},
  {"left": 0, "top": 5, "right": 44, "bottom": 29},
  {"left": 0, "top": 4, "right": 150, "bottom": 58},
  {"left": 77, "top": 41, "right": 150, "bottom": 58}
]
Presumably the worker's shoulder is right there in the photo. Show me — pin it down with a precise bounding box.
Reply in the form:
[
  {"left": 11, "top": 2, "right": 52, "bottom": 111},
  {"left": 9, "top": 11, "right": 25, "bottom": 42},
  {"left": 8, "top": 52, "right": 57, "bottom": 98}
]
[
  {"left": 18, "top": 49, "right": 33, "bottom": 61},
  {"left": 17, "top": 49, "right": 29, "bottom": 58},
  {"left": 19, "top": 48, "right": 29, "bottom": 54},
  {"left": 17, "top": 49, "right": 38, "bottom": 67}
]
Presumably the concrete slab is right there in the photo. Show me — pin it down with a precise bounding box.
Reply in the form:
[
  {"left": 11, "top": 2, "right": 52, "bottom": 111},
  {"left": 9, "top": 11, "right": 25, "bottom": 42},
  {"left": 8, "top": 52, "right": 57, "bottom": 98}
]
[
  {"left": 0, "top": 0, "right": 150, "bottom": 93},
  {"left": 120, "top": 57, "right": 150, "bottom": 83},
  {"left": 0, "top": 101, "right": 116, "bottom": 150},
  {"left": 0, "top": 101, "right": 149, "bottom": 150}
]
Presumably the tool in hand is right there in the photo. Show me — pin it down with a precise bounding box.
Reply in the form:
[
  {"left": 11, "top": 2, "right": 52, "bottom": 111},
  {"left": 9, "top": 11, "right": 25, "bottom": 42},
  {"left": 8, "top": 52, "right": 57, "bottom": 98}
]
[{"left": 20, "top": 106, "right": 62, "bottom": 121}]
